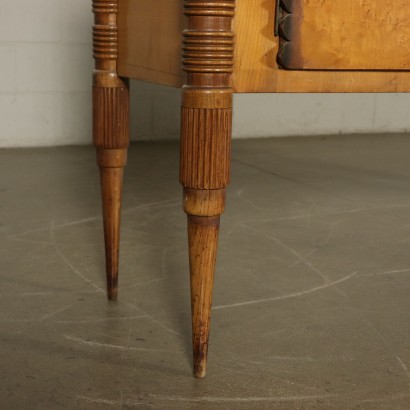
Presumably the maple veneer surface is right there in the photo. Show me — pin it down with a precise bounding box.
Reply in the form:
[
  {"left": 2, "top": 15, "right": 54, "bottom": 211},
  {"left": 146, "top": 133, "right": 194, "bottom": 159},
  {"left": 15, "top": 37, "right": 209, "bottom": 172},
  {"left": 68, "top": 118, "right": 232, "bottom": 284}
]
[{"left": 117, "top": 0, "right": 410, "bottom": 93}]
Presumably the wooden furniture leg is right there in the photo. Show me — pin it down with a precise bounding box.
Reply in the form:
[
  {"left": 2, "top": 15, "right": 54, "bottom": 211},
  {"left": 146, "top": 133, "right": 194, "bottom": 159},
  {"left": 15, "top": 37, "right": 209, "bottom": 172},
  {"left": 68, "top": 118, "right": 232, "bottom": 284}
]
[
  {"left": 92, "top": 0, "right": 129, "bottom": 300},
  {"left": 180, "top": 0, "right": 235, "bottom": 378}
]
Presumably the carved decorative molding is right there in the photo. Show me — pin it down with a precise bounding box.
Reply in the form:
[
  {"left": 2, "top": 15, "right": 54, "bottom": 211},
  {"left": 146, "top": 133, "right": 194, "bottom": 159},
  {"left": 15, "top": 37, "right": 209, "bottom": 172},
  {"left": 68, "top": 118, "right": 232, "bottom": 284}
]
[
  {"left": 180, "top": 107, "right": 232, "bottom": 189},
  {"left": 180, "top": 0, "right": 235, "bottom": 189},
  {"left": 92, "top": 0, "right": 129, "bottom": 150},
  {"left": 92, "top": 0, "right": 117, "bottom": 14},
  {"left": 180, "top": 0, "right": 236, "bottom": 378},
  {"left": 182, "top": 0, "right": 235, "bottom": 82},
  {"left": 92, "top": 0, "right": 118, "bottom": 62},
  {"left": 93, "top": 87, "right": 129, "bottom": 149},
  {"left": 184, "top": 1, "right": 235, "bottom": 17},
  {"left": 91, "top": 0, "right": 129, "bottom": 301},
  {"left": 276, "top": 0, "right": 297, "bottom": 68},
  {"left": 182, "top": 31, "right": 234, "bottom": 74},
  {"left": 93, "top": 25, "right": 118, "bottom": 61}
]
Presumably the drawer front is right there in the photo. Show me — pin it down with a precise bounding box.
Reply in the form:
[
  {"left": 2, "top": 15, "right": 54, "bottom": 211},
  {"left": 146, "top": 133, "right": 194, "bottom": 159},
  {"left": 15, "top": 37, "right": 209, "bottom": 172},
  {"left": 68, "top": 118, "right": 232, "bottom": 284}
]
[{"left": 277, "top": 0, "right": 410, "bottom": 70}]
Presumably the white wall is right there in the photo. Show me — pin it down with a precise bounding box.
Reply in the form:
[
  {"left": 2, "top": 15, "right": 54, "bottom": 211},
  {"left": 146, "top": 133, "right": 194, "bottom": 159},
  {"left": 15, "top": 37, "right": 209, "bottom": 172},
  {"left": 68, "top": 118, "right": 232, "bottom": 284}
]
[
  {"left": 0, "top": 0, "right": 93, "bottom": 147},
  {"left": 1, "top": 0, "right": 409, "bottom": 148}
]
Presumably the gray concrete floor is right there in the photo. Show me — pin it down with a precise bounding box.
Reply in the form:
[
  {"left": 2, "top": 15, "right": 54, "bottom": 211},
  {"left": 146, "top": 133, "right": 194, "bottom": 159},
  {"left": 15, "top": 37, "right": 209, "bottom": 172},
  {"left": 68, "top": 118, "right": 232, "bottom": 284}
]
[{"left": 1, "top": 134, "right": 410, "bottom": 409}]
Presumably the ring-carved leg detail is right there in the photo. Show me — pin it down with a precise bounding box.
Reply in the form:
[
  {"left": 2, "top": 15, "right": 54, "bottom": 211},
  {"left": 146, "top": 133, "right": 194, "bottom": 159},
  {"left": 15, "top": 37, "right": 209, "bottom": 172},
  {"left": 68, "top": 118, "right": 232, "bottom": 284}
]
[
  {"left": 180, "top": 0, "right": 235, "bottom": 378},
  {"left": 93, "top": 0, "right": 130, "bottom": 300}
]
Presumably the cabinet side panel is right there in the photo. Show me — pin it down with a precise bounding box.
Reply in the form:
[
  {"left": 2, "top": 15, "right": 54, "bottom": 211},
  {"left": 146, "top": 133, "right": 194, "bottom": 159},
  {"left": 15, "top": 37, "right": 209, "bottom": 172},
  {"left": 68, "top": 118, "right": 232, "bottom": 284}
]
[{"left": 117, "top": 0, "right": 184, "bottom": 87}]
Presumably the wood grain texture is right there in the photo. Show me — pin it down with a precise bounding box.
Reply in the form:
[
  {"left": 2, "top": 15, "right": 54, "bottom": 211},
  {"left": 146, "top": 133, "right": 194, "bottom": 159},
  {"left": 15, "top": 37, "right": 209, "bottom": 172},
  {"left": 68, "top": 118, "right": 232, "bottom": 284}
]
[
  {"left": 232, "top": 0, "right": 410, "bottom": 92},
  {"left": 188, "top": 215, "right": 220, "bottom": 379},
  {"left": 183, "top": 188, "right": 226, "bottom": 216},
  {"left": 180, "top": 0, "right": 234, "bottom": 189},
  {"left": 93, "top": 0, "right": 130, "bottom": 300},
  {"left": 92, "top": 0, "right": 117, "bottom": 14},
  {"left": 116, "top": 0, "right": 410, "bottom": 91},
  {"left": 180, "top": 0, "right": 235, "bottom": 378},
  {"left": 93, "top": 86, "right": 129, "bottom": 149},
  {"left": 117, "top": 0, "right": 185, "bottom": 87},
  {"left": 180, "top": 107, "right": 231, "bottom": 189},
  {"left": 93, "top": 23, "right": 118, "bottom": 61},
  {"left": 277, "top": 0, "right": 410, "bottom": 70},
  {"left": 98, "top": 150, "right": 127, "bottom": 301}
]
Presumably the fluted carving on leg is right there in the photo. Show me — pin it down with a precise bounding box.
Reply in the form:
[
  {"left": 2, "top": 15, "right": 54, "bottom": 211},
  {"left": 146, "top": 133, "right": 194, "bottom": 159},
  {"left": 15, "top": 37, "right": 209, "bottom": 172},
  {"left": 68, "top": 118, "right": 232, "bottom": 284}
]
[
  {"left": 180, "top": 107, "right": 231, "bottom": 189},
  {"left": 92, "top": 0, "right": 129, "bottom": 300},
  {"left": 93, "top": 86, "right": 129, "bottom": 149},
  {"left": 180, "top": 0, "right": 235, "bottom": 378}
]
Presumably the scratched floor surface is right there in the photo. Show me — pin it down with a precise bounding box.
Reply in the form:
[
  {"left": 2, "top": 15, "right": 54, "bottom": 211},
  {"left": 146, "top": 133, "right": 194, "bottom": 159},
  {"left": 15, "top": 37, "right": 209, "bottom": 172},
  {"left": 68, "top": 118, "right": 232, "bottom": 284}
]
[{"left": 1, "top": 135, "right": 410, "bottom": 409}]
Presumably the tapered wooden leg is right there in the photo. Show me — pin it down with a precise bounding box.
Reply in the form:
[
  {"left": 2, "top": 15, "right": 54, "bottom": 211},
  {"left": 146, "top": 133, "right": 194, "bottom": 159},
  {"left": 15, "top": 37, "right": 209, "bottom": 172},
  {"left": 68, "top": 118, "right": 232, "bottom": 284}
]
[
  {"left": 188, "top": 215, "right": 220, "bottom": 377},
  {"left": 92, "top": 1, "right": 129, "bottom": 300},
  {"left": 97, "top": 149, "right": 127, "bottom": 300},
  {"left": 180, "top": 0, "right": 235, "bottom": 378},
  {"left": 181, "top": 111, "right": 231, "bottom": 379},
  {"left": 184, "top": 189, "right": 226, "bottom": 377}
]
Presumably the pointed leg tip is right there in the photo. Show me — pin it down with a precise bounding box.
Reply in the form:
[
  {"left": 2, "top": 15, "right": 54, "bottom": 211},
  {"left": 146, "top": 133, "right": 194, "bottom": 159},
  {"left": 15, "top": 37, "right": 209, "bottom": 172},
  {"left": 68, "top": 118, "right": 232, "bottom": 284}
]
[
  {"left": 106, "top": 275, "right": 118, "bottom": 301},
  {"left": 193, "top": 364, "right": 207, "bottom": 379},
  {"left": 107, "top": 293, "right": 118, "bottom": 301},
  {"left": 193, "top": 349, "right": 208, "bottom": 378},
  {"left": 194, "top": 370, "right": 207, "bottom": 378},
  {"left": 107, "top": 287, "right": 118, "bottom": 301}
]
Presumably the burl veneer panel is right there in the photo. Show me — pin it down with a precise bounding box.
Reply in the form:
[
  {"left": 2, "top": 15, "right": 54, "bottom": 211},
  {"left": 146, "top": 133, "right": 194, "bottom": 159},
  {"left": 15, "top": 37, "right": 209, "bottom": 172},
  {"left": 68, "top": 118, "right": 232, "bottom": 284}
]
[
  {"left": 116, "top": 0, "right": 410, "bottom": 92},
  {"left": 277, "top": 0, "right": 410, "bottom": 70},
  {"left": 232, "top": 0, "right": 410, "bottom": 92}
]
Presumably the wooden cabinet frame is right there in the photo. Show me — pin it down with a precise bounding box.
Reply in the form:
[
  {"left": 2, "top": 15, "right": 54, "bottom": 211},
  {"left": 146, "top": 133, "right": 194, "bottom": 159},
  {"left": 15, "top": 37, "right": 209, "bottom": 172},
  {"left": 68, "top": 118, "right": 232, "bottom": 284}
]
[{"left": 91, "top": 0, "right": 410, "bottom": 378}]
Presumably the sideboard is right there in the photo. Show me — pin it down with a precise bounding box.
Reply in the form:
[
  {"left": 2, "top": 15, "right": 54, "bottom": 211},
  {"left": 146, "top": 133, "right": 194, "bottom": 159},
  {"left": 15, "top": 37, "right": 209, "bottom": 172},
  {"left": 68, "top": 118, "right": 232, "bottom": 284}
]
[{"left": 91, "top": 0, "right": 410, "bottom": 377}]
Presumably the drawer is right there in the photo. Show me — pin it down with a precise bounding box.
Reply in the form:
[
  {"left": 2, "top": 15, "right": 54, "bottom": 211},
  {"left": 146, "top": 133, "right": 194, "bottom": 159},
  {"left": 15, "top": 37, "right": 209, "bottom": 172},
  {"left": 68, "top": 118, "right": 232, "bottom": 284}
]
[{"left": 277, "top": 0, "right": 410, "bottom": 70}]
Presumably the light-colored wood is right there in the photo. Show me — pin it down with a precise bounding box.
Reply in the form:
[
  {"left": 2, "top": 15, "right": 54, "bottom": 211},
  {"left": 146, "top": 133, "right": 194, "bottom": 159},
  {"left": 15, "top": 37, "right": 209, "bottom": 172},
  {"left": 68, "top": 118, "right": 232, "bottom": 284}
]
[
  {"left": 277, "top": 0, "right": 410, "bottom": 70},
  {"left": 117, "top": 0, "right": 185, "bottom": 87},
  {"left": 116, "top": 0, "right": 410, "bottom": 92},
  {"left": 93, "top": 0, "right": 130, "bottom": 300},
  {"left": 232, "top": 0, "right": 410, "bottom": 92}
]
